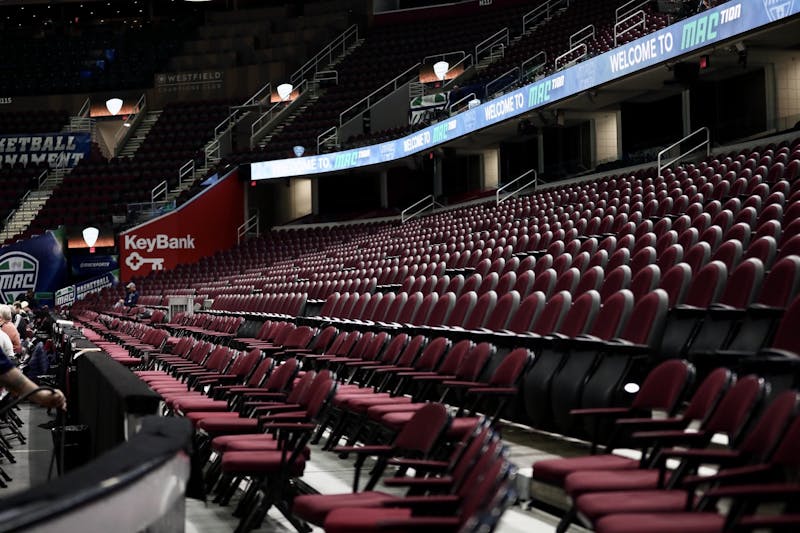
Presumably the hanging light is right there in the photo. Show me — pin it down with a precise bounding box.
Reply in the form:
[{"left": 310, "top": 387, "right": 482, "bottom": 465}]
[
  {"left": 277, "top": 83, "right": 293, "bottom": 101},
  {"left": 105, "top": 98, "right": 123, "bottom": 116},
  {"left": 433, "top": 61, "right": 449, "bottom": 81},
  {"left": 82, "top": 226, "right": 100, "bottom": 253}
]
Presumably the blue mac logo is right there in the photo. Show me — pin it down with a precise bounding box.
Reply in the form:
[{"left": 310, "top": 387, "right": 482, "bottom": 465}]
[
  {"left": 763, "top": 0, "right": 794, "bottom": 21},
  {"left": 0, "top": 251, "right": 39, "bottom": 303}
]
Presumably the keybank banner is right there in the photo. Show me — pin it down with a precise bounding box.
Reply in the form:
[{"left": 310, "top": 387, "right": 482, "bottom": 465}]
[
  {"left": 0, "top": 132, "right": 91, "bottom": 168},
  {"left": 252, "top": 0, "right": 799, "bottom": 180},
  {"left": 55, "top": 270, "right": 120, "bottom": 307},
  {"left": 0, "top": 230, "right": 67, "bottom": 304}
]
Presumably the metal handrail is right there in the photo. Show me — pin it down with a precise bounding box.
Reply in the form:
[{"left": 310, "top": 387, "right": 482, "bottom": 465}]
[
  {"left": 497, "top": 169, "right": 537, "bottom": 204},
  {"left": 448, "top": 92, "right": 477, "bottom": 114},
  {"left": 315, "top": 70, "right": 339, "bottom": 84},
  {"left": 616, "top": 0, "right": 650, "bottom": 22},
  {"left": 475, "top": 27, "right": 509, "bottom": 63},
  {"left": 178, "top": 160, "right": 195, "bottom": 189},
  {"left": 658, "top": 127, "right": 711, "bottom": 173},
  {"left": 205, "top": 138, "right": 221, "bottom": 167},
  {"left": 521, "top": 51, "right": 547, "bottom": 80},
  {"left": 291, "top": 24, "right": 359, "bottom": 85},
  {"left": 401, "top": 195, "right": 443, "bottom": 224},
  {"left": 37, "top": 169, "right": 48, "bottom": 188},
  {"left": 523, "top": 0, "right": 569, "bottom": 33},
  {"left": 339, "top": 62, "right": 420, "bottom": 126},
  {"left": 485, "top": 67, "right": 519, "bottom": 98},
  {"left": 442, "top": 53, "right": 474, "bottom": 88},
  {"left": 422, "top": 50, "right": 466, "bottom": 65},
  {"left": 113, "top": 93, "right": 146, "bottom": 153},
  {"left": 151, "top": 180, "right": 168, "bottom": 203},
  {"left": 570, "top": 24, "right": 595, "bottom": 48},
  {"left": 237, "top": 212, "right": 260, "bottom": 244},
  {"left": 614, "top": 9, "right": 647, "bottom": 47},
  {"left": 77, "top": 97, "right": 91, "bottom": 118},
  {"left": 555, "top": 42, "right": 587, "bottom": 70},
  {"left": 316, "top": 126, "right": 338, "bottom": 154}
]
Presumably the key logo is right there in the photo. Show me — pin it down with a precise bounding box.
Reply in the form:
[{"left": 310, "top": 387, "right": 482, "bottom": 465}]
[{"left": 0, "top": 251, "right": 39, "bottom": 303}]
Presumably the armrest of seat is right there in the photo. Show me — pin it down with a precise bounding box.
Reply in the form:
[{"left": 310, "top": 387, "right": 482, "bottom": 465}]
[
  {"left": 569, "top": 407, "right": 631, "bottom": 418},
  {"left": 630, "top": 429, "right": 709, "bottom": 446},
  {"left": 380, "top": 494, "right": 460, "bottom": 510},
  {"left": 613, "top": 417, "right": 688, "bottom": 432},
  {"left": 382, "top": 476, "right": 454, "bottom": 489},
  {"left": 679, "top": 464, "right": 774, "bottom": 489},
  {"left": 705, "top": 482, "right": 800, "bottom": 501},
  {"left": 387, "top": 458, "right": 449, "bottom": 471},
  {"left": 465, "top": 386, "right": 517, "bottom": 397},
  {"left": 333, "top": 445, "right": 394, "bottom": 456}
]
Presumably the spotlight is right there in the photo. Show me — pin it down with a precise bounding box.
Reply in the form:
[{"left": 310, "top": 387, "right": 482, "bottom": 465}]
[
  {"left": 82, "top": 226, "right": 100, "bottom": 253},
  {"left": 277, "top": 83, "right": 293, "bottom": 101},
  {"left": 105, "top": 98, "right": 123, "bottom": 116},
  {"left": 433, "top": 61, "right": 449, "bottom": 81}
]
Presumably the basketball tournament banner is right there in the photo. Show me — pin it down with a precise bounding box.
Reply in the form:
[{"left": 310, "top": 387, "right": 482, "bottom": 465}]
[{"left": 0, "top": 133, "right": 91, "bottom": 168}]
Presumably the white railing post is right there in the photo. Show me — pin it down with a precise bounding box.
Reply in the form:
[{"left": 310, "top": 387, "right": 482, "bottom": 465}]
[
  {"left": 555, "top": 42, "right": 587, "bottom": 70},
  {"left": 485, "top": 67, "right": 520, "bottom": 98},
  {"left": 237, "top": 212, "right": 260, "bottom": 244},
  {"left": 475, "top": 28, "right": 509, "bottom": 63},
  {"left": 521, "top": 51, "right": 547, "bottom": 81},
  {"left": 401, "top": 195, "right": 443, "bottom": 223},
  {"left": 151, "top": 180, "right": 168, "bottom": 204},
  {"left": 339, "top": 63, "right": 420, "bottom": 127},
  {"left": 614, "top": 10, "right": 647, "bottom": 47},
  {"left": 496, "top": 169, "right": 538, "bottom": 204},
  {"left": 178, "top": 160, "right": 195, "bottom": 189},
  {"left": 448, "top": 93, "right": 478, "bottom": 115},
  {"left": 657, "top": 127, "right": 711, "bottom": 173}
]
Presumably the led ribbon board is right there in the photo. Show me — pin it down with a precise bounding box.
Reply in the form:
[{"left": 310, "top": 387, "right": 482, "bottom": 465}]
[{"left": 252, "top": 1, "right": 799, "bottom": 181}]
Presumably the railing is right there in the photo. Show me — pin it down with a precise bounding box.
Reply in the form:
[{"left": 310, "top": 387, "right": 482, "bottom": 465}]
[
  {"left": 485, "top": 67, "right": 520, "bottom": 98},
  {"left": 151, "top": 180, "right": 168, "bottom": 203},
  {"left": 291, "top": 24, "right": 359, "bottom": 85},
  {"left": 475, "top": 27, "right": 509, "bottom": 63},
  {"left": 205, "top": 138, "right": 221, "bottom": 167},
  {"left": 658, "top": 127, "right": 711, "bottom": 173},
  {"left": 401, "top": 195, "right": 443, "bottom": 224},
  {"left": 316, "top": 126, "right": 338, "bottom": 154},
  {"left": 497, "top": 169, "right": 537, "bottom": 204},
  {"left": 178, "top": 160, "right": 195, "bottom": 190},
  {"left": 616, "top": 0, "right": 651, "bottom": 22},
  {"left": 614, "top": 9, "right": 647, "bottom": 47},
  {"left": 340, "top": 63, "right": 421, "bottom": 127},
  {"left": 441, "top": 53, "right": 474, "bottom": 89},
  {"left": 37, "top": 169, "right": 48, "bottom": 188},
  {"left": 448, "top": 92, "right": 478, "bottom": 114},
  {"left": 523, "top": 0, "right": 570, "bottom": 33},
  {"left": 77, "top": 97, "right": 91, "bottom": 118},
  {"left": 315, "top": 70, "right": 339, "bottom": 84},
  {"left": 521, "top": 51, "right": 548, "bottom": 81},
  {"left": 237, "top": 212, "right": 260, "bottom": 244},
  {"left": 250, "top": 79, "right": 308, "bottom": 148},
  {"left": 555, "top": 42, "right": 587, "bottom": 70},
  {"left": 570, "top": 24, "right": 595, "bottom": 48},
  {"left": 422, "top": 50, "right": 467, "bottom": 66},
  {"left": 113, "top": 93, "right": 146, "bottom": 155},
  {"left": 127, "top": 199, "right": 176, "bottom": 223}
]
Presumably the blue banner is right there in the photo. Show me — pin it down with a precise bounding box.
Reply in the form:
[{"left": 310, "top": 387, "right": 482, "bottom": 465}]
[
  {"left": 0, "top": 230, "right": 68, "bottom": 305},
  {"left": 70, "top": 254, "right": 119, "bottom": 279},
  {"left": 56, "top": 270, "right": 120, "bottom": 307},
  {"left": 0, "top": 132, "right": 91, "bottom": 168},
  {"left": 252, "top": 0, "right": 799, "bottom": 180}
]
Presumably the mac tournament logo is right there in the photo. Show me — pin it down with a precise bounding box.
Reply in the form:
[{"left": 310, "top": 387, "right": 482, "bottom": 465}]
[
  {"left": 0, "top": 252, "right": 39, "bottom": 303},
  {"left": 763, "top": 0, "right": 794, "bottom": 21}
]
